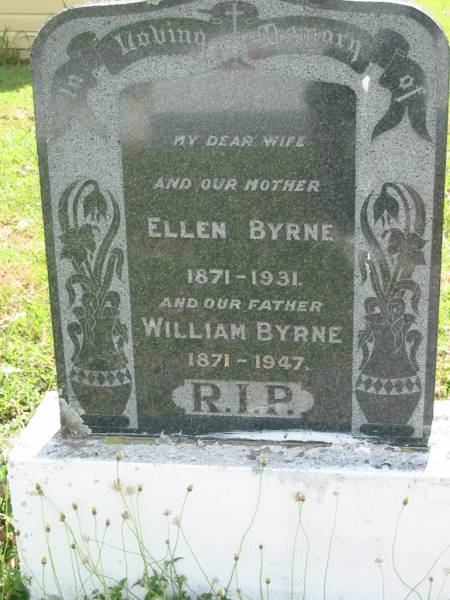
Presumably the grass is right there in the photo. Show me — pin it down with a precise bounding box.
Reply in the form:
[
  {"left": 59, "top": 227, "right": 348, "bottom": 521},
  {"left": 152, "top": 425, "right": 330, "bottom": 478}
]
[
  {"left": 0, "top": 64, "right": 55, "bottom": 445},
  {"left": 420, "top": 0, "right": 450, "bottom": 399},
  {"left": 0, "top": 30, "right": 21, "bottom": 67}
]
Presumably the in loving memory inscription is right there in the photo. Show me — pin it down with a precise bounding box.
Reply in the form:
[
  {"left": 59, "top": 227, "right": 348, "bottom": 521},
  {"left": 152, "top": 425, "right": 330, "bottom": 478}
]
[{"left": 32, "top": 0, "right": 448, "bottom": 442}]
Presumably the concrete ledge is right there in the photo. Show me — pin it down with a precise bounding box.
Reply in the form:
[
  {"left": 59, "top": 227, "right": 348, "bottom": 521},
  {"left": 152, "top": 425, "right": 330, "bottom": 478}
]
[{"left": 8, "top": 393, "right": 450, "bottom": 599}]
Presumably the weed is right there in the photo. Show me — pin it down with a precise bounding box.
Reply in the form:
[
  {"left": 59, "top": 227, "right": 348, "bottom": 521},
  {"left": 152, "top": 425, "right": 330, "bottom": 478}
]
[
  {"left": 0, "top": 30, "right": 20, "bottom": 66},
  {"left": 0, "top": 465, "right": 28, "bottom": 599},
  {"left": 375, "top": 558, "right": 385, "bottom": 600},
  {"left": 290, "top": 492, "right": 309, "bottom": 600},
  {"left": 391, "top": 497, "right": 420, "bottom": 599},
  {"left": 23, "top": 456, "right": 266, "bottom": 598},
  {"left": 4, "top": 463, "right": 450, "bottom": 599},
  {"left": 4, "top": 454, "right": 450, "bottom": 598}
]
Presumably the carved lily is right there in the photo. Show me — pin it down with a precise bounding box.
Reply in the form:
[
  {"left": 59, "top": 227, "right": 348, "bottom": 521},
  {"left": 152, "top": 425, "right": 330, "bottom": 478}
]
[
  {"left": 387, "top": 228, "right": 426, "bottom": 266},
  {"left": 83, "top": 183, "right": 108, "bottom": 222},
  {"left": 60, "top": 224, "right": 96, "bottom": 266},
  {"left": 373, "top": 185, "right": 399, "bottom": 228}
]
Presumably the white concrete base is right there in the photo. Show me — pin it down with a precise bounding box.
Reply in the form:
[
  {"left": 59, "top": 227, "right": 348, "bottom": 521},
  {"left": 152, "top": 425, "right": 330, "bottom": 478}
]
[{"left": 8, "top": 392, "right": 450, "bottom": 600}]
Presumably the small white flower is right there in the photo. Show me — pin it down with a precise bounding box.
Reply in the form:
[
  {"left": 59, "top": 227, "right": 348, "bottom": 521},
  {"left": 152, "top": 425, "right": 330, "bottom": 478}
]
[{"left": 173, "top": 516, "right": 182, "bottom": 527}]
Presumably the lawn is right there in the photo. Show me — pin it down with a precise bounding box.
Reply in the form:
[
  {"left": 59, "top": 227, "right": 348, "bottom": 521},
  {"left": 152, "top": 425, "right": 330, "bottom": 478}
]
[
  {"left": 0, "top": 0, "right": 449, "bottom": 446},
  {"left": 0, "top": 64, "right": 55, "bottom": 444}
]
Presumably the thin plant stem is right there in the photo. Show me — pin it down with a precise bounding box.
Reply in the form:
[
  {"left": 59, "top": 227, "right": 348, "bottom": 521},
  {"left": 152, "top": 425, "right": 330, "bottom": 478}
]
[
  {"left": 93, "top": 515, "right": 103, "bottom": 573},
  {"left": 225, "top": 464, "right": 266, "bottom": 595},
  {"left": 39, "top": 488, "right": 128, "bottom": 597},
  {"left": 69, "top": 541, "right": 89, "bottom": 599},
  {"left": 171, "top": 491, "right": 189, "bottom": 562},
  {"left": 92, "top": 521, "right": 111, "bottom": 599},
  {"left": 75, "top": 510, "right": 91, "bottom": 556},
  {"left": 74, "top": 509, "right": 96, "bottom": 591},
  {"left": 179, "top": 524, "right": 214, "bottom": 592},
  {"left": 40, "top": 497, "right": 64, "bottom": 599},
  {"left": 85, "top": 538, "right": 142, "bottom": 557},
  {"left": 300, "top": 503, "right": 310, "bottom": 600},
  {"left": 391, "top": 503, "right": 421, "bottom": 600},
  {"left": 123, "top": 519, "right": 169, "bottom": 573},
  {"left": 76, "top": 544, "right": 138, "bottom": 600},
  {"left": 237, "top": 466, "right": 265, "bottom": 555},
  {"left": 323, "top": 493, "right": 339, "bottom": 600},
  {"left": 405, "top": 542, "right": 450, "bottom": 599},
  {"left": 92, "top": 514, "right": 110, "bottom": 598},
  {"left": 41, "top": 563, "right": 47, "bottom": 599},
  {"left": 167, "top": 492, "right": 193, "bottom": 598},
  {"left": 162, "top": 514, "right": 173, "bottom": 591},
  {"left": 378, "top": 563, "right": 385, "bottom": 600},
  {"left": 235, "top": 562, "right": 243, "bottom": 600},
  {"left": 259, "top": 545, "right": 264, "bottom": 600},
  {"left": 436, "top": 573, "right": 449, "bottom": 600},
  {"left": 290, "top": 501, "right": 304, "bottom": 600},
  {"left": 39, "top": 493, "right": 76, "bottom": 597},
  {"left": 174, "top": 492, "right": 198, "bottom": 599},
  {"left": 134, "top": 488, "right": 150, "bottom": 584},
  {"left": 62, "top": 522, "right": 78, "bottom": 597},
  {"left": 16, "top": 539, "right": 47, "bottom": 597},
  {"left": 54, "top": 516, "right": 89, "bottom": 598},
  {"left": 426, "top": 578, "right": 433, "bottom": 600},
  {"left": 120, "top": 519, "right": 129, "bottom": 587},
  {"left": 1, "top": 480, "right": 12, "bottom": 568},
  {"left": 122, "top": 521, "right": 168, "bottom": 594},
  {"left": 115, "top": 463, "right": 160, "bottom": 571},
  {"left": 45, "top": 532, "right": 64, "bottom": 599}
]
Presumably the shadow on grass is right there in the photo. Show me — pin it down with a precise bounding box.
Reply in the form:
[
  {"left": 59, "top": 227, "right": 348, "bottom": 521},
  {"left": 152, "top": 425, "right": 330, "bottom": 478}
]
[{"left": 0, "top": 64, "right": 32, "bottom": 93}]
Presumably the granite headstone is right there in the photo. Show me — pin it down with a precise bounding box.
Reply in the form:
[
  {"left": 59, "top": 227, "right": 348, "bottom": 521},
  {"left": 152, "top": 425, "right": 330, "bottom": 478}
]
[{"left": 32, "top": 0, "right": 448, "bottom": 443}]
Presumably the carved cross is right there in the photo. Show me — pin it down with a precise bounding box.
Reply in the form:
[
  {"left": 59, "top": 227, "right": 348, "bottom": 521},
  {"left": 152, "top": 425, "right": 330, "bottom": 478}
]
[{"left": 225, "top": 2, "right": 246, "bottom": 34}]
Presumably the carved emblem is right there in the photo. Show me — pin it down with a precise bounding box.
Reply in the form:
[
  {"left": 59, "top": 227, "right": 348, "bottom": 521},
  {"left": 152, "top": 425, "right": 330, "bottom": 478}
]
[
  {"left": 51, "top": 1, "right": 430, "bottom": 142},
  {"left": 356, "top": 183, "right": 426, "bottom": 437},
  {"left": 58, "top": 180, "right": 131, "bottom": 416}
]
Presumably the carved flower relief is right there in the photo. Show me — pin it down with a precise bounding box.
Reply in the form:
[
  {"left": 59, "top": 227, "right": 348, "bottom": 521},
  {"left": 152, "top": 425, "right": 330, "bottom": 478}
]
[
  {"left": 373, "top": 185, "right": 399, "bottom": 227},
  {"left": 82, "top": 185, "right": 108, "bottom": 222},
  {"left": 57, "top": 180, "right": 128, "bottom": 361},
  {"left": 371, "top": 184, "right": 427, "bottom": 279},
  {"left": 60, "top": 224, "right": 96, "bottom": 266},
  {"left": 58, "top": 180, "right": 132, "bottom": 417},
  {"left": 387, "top": 229, "right": 426, "bottom": 266},
  {"left": 358, "top": 183, "right": 426, "bottom": 371}
]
